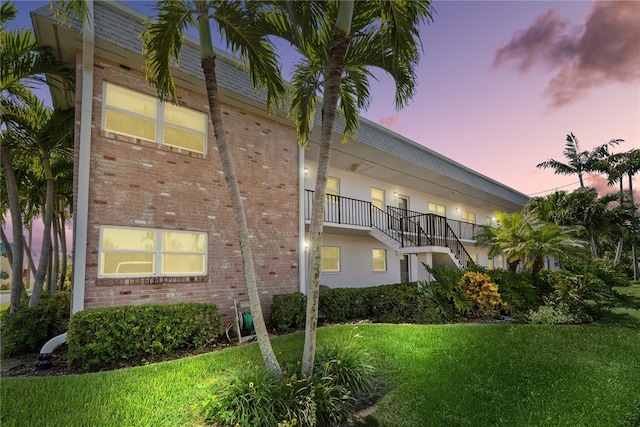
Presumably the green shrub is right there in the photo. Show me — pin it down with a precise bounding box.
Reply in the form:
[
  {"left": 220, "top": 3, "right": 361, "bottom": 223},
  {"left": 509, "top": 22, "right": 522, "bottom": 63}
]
[
  {"left": 564, "top": 258, "right": 630, "bottom": 288},
  {"left": 270, "top": 292, "right": 307, "bottom": 333},
  {"left": 67, "top": 302, "right": 223, "bottom": 371},
  {"left": 527, "top": 302, "right": 591, "bottom": 324},
  {"left": 0, "top": 291, "right": 71, "bottom": 357},
  {"left": 320, "top": 287, "right": 373, "bottom": 323},
  {"left": 201, "top": 339, "right": 374, "bottom": 427},
  {"left": 484, "top": 268, "right": 539, "bottom": 314}
]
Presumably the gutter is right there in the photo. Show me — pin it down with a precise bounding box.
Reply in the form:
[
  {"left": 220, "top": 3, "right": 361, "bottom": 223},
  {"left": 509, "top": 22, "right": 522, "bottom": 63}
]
[
  {"left": 37, "top": 1, "right": 94, "bottom": 369},
  {"left": 299, "top": 146, "right": 306, "bottom": 294}
]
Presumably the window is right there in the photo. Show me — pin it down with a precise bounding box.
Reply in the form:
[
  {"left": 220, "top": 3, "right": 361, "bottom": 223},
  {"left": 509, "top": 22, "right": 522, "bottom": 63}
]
[
  {"left": 99, "top": 226, "right": 207, "bottom": 277},
  {"left": 461, "top": 210, "right": 476, "bottom": 224},
  {"left": 429, "top": 202, "right": 446, "bottom": 216},
  {"left": 488, "top": 257, "right": 494, "bottom": 269},
  {"left": 371, "top": 188, "right": 385, "bottom": 210},
  {"left": 103, "top": 83, "right": 207, "bottom": 154},
  {"left": 326, "top": 177, "right": 340, "bottom": 196},
  {"left": 325, "top": 177, "right": 340, "bottom": 203},
  {"left": 485, "top": 216, "right": 494, "bottom": 226},
  {"left": 372, "top": 249, "right": 386, "bottom": 272},
  {"left": 321, "top": 246, "right": 340, "bottom": 272}
]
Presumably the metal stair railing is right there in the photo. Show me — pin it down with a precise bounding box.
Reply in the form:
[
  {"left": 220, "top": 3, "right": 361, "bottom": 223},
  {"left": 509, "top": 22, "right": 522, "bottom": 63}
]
[{"left": 305, "top": 190, "right": 473, "bottom": 267}]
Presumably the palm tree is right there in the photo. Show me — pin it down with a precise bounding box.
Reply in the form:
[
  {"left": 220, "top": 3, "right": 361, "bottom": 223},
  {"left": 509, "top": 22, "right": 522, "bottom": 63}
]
[
  {"left": 262, "top": 0, "right": 434, "bottom": 375},
  {"left": 475, "top": 211, "right": 528, "bottom": 272},
  {"left": 2, "top": 93, "right": 74, "bottom": 307},
  {"left": 476, "top": 211, "right": 587, "bottom": 279},
  {"left": 536, "top": 133, "right": 622, "bottom": 188},
  {"left": 142, "top": 0, "right": 285, "bottom": 379},
  {"left": 1, "top": 1, "right": 74, "bottom": 313},
  {"left": 518, "top": 217, "right": 587, "bottom": 279}
]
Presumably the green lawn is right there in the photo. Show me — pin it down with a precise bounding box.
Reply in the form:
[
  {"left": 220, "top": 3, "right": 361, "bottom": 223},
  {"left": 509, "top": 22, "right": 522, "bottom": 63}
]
[{"left": 2, "top": 322, "right": 639, "bottom": 427}]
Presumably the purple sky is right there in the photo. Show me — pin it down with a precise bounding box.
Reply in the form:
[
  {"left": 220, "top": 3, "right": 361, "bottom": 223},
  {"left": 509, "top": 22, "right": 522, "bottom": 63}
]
[{"left": 5, "top": 0, "right": 640, "bottom": 253}]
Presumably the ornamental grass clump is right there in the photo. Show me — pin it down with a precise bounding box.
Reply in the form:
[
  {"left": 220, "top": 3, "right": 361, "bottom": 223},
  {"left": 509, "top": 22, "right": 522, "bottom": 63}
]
[
  {"left": 201, "top": 338, "right": 374, "bottom": 427},
  {"left": 460, "top": 271, "right": 506, "bottom": 316}
]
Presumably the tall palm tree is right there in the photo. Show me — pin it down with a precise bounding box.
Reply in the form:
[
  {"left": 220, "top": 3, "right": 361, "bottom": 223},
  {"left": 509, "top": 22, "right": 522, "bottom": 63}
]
[
  {"left": 142, "top": 0, "right": 285, "bottom": 379},
  {"left": 2, "top": 93, "right": 74, "bottom": 307},
  {"left": 262, "top": 0, "right": 435, "bottom": 375},
  {"left": 536, "top": 133, "right": 622, "bottom": 188},
  {"left": 1, "top": 1, "right": 74, "bottom": 313}
]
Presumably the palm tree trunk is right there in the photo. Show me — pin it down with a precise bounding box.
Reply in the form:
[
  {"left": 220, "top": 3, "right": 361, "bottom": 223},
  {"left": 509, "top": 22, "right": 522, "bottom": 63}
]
[
  {"left": 29, "top": 178, "right": 54, "bottom": 307},
  {"left": 199, "top": 51, "right": 281, "bottom": 379},
  {"left": 1, "top": 144, "right": 25, "bottom": 313},
  {"left": 27, "top": 221, "right": 33, "bottom": 288},
  {"left": 302, "top": 0, "right": 354, "bottom": 377},
  {"left": 59, "top": 212, "right": 68, "bottom": 289},
  {"left": 0, "top": 225, "right": 13, "bottom": 267},
  {"left": 50, "top": 215, "right": 60, "bottom": 295},
  {"left": 22, "top": 235, "right": 37, "bottom": 280}
]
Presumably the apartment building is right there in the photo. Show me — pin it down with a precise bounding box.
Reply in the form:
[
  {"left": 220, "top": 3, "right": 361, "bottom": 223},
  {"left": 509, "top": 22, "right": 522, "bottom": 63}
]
[{"left": 31, "top": 1, "right": 528, "bottom": 321}]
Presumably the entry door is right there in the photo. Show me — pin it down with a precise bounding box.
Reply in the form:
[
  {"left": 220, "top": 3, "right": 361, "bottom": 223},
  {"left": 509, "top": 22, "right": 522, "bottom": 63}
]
[{"left": 400, "top": 254, "right": 410, "bottom": 283}]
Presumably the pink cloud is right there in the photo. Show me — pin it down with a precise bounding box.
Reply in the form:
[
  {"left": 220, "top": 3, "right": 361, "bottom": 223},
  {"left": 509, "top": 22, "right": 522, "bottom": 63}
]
[
  {"left": 379, "top": 112, "right": 402, "bottom": 132},
  {"left": 494, "top": 1, "right": 640, "bottom": 108}
]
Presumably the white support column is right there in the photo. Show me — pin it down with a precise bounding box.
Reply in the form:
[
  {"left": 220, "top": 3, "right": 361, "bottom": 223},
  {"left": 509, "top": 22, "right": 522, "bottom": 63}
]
[
  {"left": 415, "top": 253, "right": 433, "bottom": 283},
  {"left": 298, "top": 146, "right": 306, "bottom": 294},
  {"left": 72, "top": 1, "right": 94, "bottom": 314}
]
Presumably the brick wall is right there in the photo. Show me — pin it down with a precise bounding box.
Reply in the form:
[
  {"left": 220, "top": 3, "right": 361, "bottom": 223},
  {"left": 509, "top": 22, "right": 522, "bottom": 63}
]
[{"left": 73, "top": 54, "right": 300, "bottom": 323}]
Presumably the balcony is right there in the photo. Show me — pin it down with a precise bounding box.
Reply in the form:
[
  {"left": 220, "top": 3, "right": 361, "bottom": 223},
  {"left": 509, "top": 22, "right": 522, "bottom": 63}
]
[{"left": 304, "top": 190, "right": 478, "bottom": 268}]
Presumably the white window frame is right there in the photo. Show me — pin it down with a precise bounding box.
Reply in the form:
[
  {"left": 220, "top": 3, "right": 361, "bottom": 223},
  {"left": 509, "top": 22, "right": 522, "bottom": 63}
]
[
  {"left": 103, "top": 82, "right": 208, "bottom": 154},
  {"left": 371, "top": 188, "right": 385, "bottom": 210},
  {"left": 429, "top": 202, "right": 446, "bottom": 217},
  {"left": 372, "top": 248, "right": 387, "bottom": 272},
  {"left": 321, "top": 246, "right": 341, "bottom": 272},
  {"left": 461, "top": 210, "right": 476, "bottom": 224},
  {"left": 99, "top": 226, "right": 207, "bottom": 278}
]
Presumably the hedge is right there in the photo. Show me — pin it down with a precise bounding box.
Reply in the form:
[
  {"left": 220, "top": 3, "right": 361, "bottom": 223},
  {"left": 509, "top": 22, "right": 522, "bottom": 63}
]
[{"left": 67, "top": 302, "right": 223, "bottom": 371}]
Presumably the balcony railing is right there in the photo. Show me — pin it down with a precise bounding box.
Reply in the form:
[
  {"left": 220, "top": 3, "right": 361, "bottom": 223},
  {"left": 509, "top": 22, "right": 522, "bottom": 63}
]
[{"left": 304, "top": 190, "right": 474, "bottom": 268}]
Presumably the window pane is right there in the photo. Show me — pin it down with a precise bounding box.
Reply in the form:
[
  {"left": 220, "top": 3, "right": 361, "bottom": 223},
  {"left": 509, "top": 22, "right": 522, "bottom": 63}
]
[
  {"left": 105, "top": 84, "right": 157, "bottom": 118},
  {"left": 102, "top": 228, "right": 156, "bottom": 251},
  {"left": 101, "top": 253, "right": 155, "bottom": 275},
  {"left": 162, "top": 232, "right": 206, "bottom": 252},
  {"left": 163, "top": 125, "right": 205, "bottom": 153},
  {"left": 162, "top": 254, "right": 206, "bottom": 274},
  {"left": 105, "top": 109, "right": 156, "bottom": 141},
  {"left": 322, "top": 259, "right": 339, "bottom": 272},
  {"left": 326, "top": 177, "right": 340, "bottom": 196},
  {"left": 321, "top": 247, "right": 340, "bottom": 272},
  {"left": 373, "top": 249, "right": 386, "bottom": 272},
  {"left": 371, "top": 188, "right": 385, "bottom": 210},
  {"left": 164, "top": 103, "right": 206, "bottom": 131}
]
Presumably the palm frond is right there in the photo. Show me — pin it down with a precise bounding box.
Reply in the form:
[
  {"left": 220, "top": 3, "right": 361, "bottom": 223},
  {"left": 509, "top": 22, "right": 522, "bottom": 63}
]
[{"left": 141, "top": 0, "right": 194, "bottom": 104}]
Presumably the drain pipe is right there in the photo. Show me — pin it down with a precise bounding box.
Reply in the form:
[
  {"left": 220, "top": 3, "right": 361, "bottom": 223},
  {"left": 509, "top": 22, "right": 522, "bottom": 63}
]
[
  {"left": 37, "top": 1, "right": 94, "bottom": 369},
  {"left": 298, "top": 146, "right": 306, "bottom": 294}
]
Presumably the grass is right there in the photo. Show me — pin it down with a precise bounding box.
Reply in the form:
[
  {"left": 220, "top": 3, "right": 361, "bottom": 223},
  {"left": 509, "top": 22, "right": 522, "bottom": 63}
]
[{"left": 2, "top": 321, "right": 639, "bottom": 427}]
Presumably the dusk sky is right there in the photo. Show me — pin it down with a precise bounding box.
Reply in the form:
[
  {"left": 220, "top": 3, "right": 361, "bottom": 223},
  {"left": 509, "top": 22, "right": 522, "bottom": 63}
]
[
  {"left": 5, "top": 0, "right": 640, "bottom": 250},
  {"left": 13, "top": 0, "right": 639, "bottom": 197}
]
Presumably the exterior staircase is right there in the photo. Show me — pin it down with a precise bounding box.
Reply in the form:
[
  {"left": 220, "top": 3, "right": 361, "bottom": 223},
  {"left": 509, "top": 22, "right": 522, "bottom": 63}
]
[{"left": 305, "top": 190, "right": 475, "bottom": 269}]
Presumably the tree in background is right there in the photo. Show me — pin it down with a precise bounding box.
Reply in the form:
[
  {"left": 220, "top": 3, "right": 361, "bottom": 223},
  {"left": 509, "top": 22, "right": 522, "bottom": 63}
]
[
  {"left": 536, "top": 132, "right": 622, "bottom": 188},
  {"left": 0, "top": 1, "right": 74, "bottom": 313}
]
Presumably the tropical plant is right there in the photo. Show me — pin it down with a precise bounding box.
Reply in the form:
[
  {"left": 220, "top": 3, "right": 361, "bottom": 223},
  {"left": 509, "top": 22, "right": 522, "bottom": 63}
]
[
  {"left": 262, "top": 0, "right": 435, "bottom": 376},
  {"left": 476, "top": 211, "right": 588, "bottom": 278},
  {"left": 141, "top": 0, "right": 285, "bottom": 379},
  {"left": 2, "top": 93, "right": 74, "bottom": 307},
  {"left": 536, "top": 132, "right": 622, "bottom": 188},
  {"left": 0, "top": 1, "right": 74, "bottom": 313}
]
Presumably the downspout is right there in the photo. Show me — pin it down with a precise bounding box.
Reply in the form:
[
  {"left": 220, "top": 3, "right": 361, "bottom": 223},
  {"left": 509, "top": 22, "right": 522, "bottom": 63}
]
[
  {"left": 37, "top": 1, "right": 94, "bottom": 369},
  {"left": 298, "top": 146, "right": 306, "bottom": 294}
]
